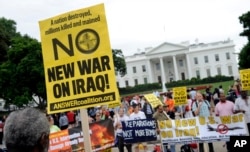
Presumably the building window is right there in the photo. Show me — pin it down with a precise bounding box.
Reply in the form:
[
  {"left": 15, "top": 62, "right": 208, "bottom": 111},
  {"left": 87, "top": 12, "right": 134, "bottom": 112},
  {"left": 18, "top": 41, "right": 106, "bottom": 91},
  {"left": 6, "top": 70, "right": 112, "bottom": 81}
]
[
  {"left": 144, "top": 77, "right": 147, "bottom": 84},
  {"left": 158, "top": 76, "right": 162, "bottom": 83},
  {"left": 204, "top": 56, "right": 209, "bottom": 63},
  {"left": 116, "top": 82, "right": 119, "bottom": 88},
  {"left": 194, "top": 57, "right": 198, "bottom": 64},
  {"left": 206, "top": 69, "right": 211, "bottom": 77},
  {"left": 134, "top": 79, "right": 138, "bottom": 85},
  {"left": 133, "top": 66, "right": 136, "bottom": 73},
  {"left": 142, "top": 65, "right": 146, "bottom": 72},
  {"left": 179, "top": 60, "right": 183, "bottom": 67},
  {"left": 181, "top": 72, "right": 185, "bottom": 80},
  {"left": 226, "top": 52, "right": 230, "bottom": 60},
  {"left": 156, "top": 63, "right": 160, "bottom": 70},
  {"left": 215, "top": 54, "right": 219, "bottom": 61},
  {"left": 217, "top": 67, "right": 221, "bottom": 75},
  {"left": 167, "top": 61, "right": 171, "bottom": 68},
  {"left": 125, "top": 80, "right": 129, "bottom": 87},
  {"left": 196, "top": 70, "right": 200, "bottom": 79},
  {"left": 228, "top": 66, "right": 233, "bottom": 75}
]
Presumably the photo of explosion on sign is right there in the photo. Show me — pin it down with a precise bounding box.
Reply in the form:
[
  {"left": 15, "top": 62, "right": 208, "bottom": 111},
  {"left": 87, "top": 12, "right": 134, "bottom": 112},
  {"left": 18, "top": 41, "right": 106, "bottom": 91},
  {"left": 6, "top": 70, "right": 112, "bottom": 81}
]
[{"left": 89, "top": 119, "right": 115, "bottom": 151}]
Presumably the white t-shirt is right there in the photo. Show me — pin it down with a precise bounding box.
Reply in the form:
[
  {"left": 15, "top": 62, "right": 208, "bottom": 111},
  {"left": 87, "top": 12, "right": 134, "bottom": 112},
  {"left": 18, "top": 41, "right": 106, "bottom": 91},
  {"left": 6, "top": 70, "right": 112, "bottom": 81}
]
[
  {"left": 113, "top": 114, "right": 130, "bottom": 134},
  {"left": 234, "top": 96, "right": 250, "bottom": 123},
  {"left": 129, "top": 111, "right": 146, "bottom": 120}
]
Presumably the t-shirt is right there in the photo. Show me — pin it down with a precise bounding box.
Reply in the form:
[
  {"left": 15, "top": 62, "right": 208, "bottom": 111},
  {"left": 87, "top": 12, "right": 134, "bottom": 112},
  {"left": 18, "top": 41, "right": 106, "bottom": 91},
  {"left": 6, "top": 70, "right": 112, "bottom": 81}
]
[
  {"left": 192, "top": 100, "right": 210, "bottom": 117},
  {"left": 129, "top": 111, "right": 146, "bottom": 120},
  {"left": 50, "top": 125, "right": 61, "bottom": 133},
  {"left": 215, "top": 101, "right": 234, "bottom": 116},
  {"left": 234, "top": 97, "right": 250, "bottom": 123}
]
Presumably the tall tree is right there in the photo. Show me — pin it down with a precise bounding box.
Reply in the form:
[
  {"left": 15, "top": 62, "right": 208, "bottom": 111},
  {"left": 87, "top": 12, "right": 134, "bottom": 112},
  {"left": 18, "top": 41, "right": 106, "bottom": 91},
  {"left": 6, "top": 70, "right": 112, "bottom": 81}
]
[
  {"left": 112, "top": 49, "right": 126, "bottom": 77},
  {"left": 0, "top": 18, "right": 46, "bottom": 109},
  {"left": 238, "top": 11, "right": 250, "bottom": 69}
]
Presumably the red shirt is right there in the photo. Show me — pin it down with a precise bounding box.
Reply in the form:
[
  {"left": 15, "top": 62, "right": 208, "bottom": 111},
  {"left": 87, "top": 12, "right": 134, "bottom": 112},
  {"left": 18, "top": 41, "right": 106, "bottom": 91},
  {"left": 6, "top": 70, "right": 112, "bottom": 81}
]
[{"left": 67, "top": 111, "right": 75, "bottom": 123}]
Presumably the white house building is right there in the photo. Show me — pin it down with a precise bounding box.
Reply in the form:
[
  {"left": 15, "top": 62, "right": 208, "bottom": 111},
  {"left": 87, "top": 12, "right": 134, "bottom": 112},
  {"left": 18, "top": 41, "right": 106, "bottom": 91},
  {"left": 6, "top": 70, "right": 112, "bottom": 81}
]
[{"left": 116, "top": 39, "right": 239, "bottom": 90}]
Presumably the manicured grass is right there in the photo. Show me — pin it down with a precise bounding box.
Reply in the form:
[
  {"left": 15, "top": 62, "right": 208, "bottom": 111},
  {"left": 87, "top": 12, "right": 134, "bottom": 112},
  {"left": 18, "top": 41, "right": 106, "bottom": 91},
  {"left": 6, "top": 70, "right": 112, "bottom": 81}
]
[{"left": 121, "top": 80, "right": 235, "bottom": 97}]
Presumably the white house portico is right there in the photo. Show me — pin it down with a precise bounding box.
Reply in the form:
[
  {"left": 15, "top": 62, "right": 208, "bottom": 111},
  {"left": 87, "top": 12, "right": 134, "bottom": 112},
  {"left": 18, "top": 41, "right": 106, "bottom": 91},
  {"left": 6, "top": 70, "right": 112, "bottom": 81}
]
[{"left": 116, "top": 39, "right": 239, "bottom": 89}]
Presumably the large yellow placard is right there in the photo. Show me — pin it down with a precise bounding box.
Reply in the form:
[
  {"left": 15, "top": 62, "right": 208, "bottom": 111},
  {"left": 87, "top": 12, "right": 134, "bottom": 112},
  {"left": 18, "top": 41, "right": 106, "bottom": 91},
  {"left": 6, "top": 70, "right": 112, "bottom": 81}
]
[
  {"left": 240, "top": 69, "right": 250, "bottom": 91},
  {"left": 39, "top": 4, "right": 119, "bottom": 114}
]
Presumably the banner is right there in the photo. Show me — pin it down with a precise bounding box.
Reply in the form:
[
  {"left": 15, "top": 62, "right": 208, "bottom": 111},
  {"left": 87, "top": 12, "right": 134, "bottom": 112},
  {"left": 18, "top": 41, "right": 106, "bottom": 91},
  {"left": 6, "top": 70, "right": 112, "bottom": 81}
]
[
  {"left": 39, "top": 3, "right": 119, "bottom": 114},
  {"left": 48, "top": 119, "right": 114, "bottom": 152},
  {"left": 90, "top": 119, "right": 115, "bottom": 152},
  {"left": 144, "top": 94, "right": 162, "bottom": 108},
  {"left": 158, "top": 113, "right": 248, "bottom": 145},
  {"left": 122, "top": 118, "right": 157, "bottom": 143},
  {"left": 240, "top": 69, "right": 250, "bottom": 90},
  {"left": 48, "top": 128, "right": 84, "bottom": 152},
  {"left": 173, "top": 87, "right": 187, "bottom": 106}
]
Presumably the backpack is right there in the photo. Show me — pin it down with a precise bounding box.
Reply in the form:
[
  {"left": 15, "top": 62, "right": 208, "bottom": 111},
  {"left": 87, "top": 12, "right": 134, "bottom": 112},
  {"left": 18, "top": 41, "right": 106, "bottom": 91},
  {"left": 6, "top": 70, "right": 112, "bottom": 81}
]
[{"left": 180, "top": 144, "right": 194, "bottom": 152}]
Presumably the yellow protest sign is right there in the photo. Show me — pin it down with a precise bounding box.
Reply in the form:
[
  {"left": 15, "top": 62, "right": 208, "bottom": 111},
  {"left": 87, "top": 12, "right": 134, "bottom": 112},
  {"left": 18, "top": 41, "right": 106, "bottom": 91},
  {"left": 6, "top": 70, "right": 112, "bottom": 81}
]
[
  {"left": 144, "top": 94, "right": 162, "bottom": 108},
  {"left": 240, "top": 69, "right": 250, "bottom": 90},
  {"left": 39, "top": 4, "right": 119, "bottom": 114},
  {"left": 173, "top": 87, "right": 187, "bottom": 106}
]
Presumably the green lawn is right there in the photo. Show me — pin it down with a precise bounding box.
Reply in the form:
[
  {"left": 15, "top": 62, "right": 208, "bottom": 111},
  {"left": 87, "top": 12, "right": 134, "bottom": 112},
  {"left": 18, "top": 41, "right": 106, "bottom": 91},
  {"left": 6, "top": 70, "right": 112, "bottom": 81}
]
[{"left": 121, "top": 80, "right": 235, "bottom": 97}]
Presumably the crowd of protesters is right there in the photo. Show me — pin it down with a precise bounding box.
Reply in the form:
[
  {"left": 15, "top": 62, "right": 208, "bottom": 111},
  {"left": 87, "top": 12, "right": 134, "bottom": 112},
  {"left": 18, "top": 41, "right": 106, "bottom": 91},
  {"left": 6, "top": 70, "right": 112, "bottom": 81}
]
[{"left": 0, "top": 78, "right": 249, "bottom": 152}]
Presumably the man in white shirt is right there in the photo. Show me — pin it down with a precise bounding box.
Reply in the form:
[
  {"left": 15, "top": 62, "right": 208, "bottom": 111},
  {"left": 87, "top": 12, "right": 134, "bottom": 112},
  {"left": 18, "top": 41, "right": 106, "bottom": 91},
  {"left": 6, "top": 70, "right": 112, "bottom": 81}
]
[
  {"left": 129, "top": 104, "right": 146, "bottom": 120},
  {"left": 234, "top": 90, "right": 250, "bottom": 133},
  {"left": 129, "top": 104, "right": 147, "bottom": 151}
]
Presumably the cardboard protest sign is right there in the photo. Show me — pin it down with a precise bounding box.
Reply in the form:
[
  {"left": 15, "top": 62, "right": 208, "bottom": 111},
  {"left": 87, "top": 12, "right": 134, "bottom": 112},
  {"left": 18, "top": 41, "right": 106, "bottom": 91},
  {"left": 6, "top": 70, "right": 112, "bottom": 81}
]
[
  {"left": 39, "top": 4, "right": 119, "bottom": 114},
  {"left": 240, "top": 69, "right": 250, "bottom": 90},
  {"left": 48, "top": 119, "right": 114, "bottom": 152},
  {"left": 144, "top": 94, "right": 162, "bottom": 108},
  {"left": 173, "top": 87, "right": 187, "bottom": 106}
]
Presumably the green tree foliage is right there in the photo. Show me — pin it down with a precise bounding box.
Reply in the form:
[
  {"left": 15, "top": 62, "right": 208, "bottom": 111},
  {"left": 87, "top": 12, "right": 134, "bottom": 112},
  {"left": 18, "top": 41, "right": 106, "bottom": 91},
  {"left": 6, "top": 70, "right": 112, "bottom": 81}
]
[
  {"left": 238, "top": 11, "right": 250, "bottom": 69},
  {"left": 112, "top": 49, "right": 126, "bottom": 77},
  {"left": 0, "top": 18, "right": 46, "bottom": 109},
  {"left": 0, "top": 17, "right": 17, "bottom": 63}
]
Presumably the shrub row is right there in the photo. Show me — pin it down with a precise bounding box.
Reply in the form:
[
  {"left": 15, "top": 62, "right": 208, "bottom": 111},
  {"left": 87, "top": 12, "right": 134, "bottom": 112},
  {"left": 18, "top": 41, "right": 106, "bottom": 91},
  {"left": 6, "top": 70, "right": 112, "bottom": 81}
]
[{"left": 118, "top": 75, "right": 234, "bottom": 95}]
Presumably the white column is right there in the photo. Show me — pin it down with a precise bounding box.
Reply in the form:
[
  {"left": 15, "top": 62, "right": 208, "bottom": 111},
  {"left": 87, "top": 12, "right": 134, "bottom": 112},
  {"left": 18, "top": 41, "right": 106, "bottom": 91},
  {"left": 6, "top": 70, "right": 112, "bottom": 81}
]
[
  {"left": 186, "top": 53, "right": 192, "bottom": 79},
  {"left": 173, "top": 55, "right": 179, "bottom": 80},
  {"left": 147, "top": 59, "right": 153, "bottom": 83},
  {"left": 159, "top": 57, "right": 167, "bottom": 92}
]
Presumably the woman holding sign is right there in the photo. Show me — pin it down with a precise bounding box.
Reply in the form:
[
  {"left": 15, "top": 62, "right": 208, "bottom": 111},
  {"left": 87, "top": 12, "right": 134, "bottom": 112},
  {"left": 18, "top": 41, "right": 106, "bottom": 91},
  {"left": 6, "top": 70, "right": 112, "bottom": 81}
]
[{"left": 113, "top": 108, "right": 132, "bottom": 152}]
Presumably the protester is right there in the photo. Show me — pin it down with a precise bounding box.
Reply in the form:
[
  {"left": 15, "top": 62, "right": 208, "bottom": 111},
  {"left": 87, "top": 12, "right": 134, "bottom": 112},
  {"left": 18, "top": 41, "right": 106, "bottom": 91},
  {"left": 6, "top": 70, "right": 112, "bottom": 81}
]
[
  {"left": 129, "top": 104, "right": 147, "bottom": 151},
  {"left": 182, "top": 94, "right": 193, "bottom": 118},
  {"left": 234, "top": 90, "right": 250, "bottom": 133},
  {"left": 215, "top": 93, "right": 235, "bottom": 152},
  {"left": 212, "top": 88, "right": 220, "bottom": 106},
  {"left": 113, "top": 108, "right": 132, "bottom": 152},
  {"left": 142, "top": 97, "right": 154, "bottom": 119},
  {"left": 47, "top": 115, "right": 61, "bottom": 133},
  {"left": 95, "top": 111, "right": 102, "bottom": 122},
  {"left": 189, "top": 88, "right": 197, "bottom": 101},
  {"left": 164, "top": 94, "right": 176, "bottom": 152},
  {"left": 66, "top": 111, "right": 76, "bottom": 128},
  {"left": 4, "top": 108, "right": 50, "bottom": 152},
  {"left": 59, "top": 112, "right": 69, "bottom": 130},
  {"left": 153, "top": 104, "right": 171, "bottom": 152},
  {"left": 192, "top": 92, "right": 214, "bottom": 152},
  {"left": 164, "top": 93, "right": 175, "bottom": 120}
]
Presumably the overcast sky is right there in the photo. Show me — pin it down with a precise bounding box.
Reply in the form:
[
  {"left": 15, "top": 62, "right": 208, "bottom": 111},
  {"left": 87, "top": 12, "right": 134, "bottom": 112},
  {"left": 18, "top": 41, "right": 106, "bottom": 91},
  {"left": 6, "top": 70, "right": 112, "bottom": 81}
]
[{"left": 1, "top": 0, "right": 249, "bottom": 56}]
